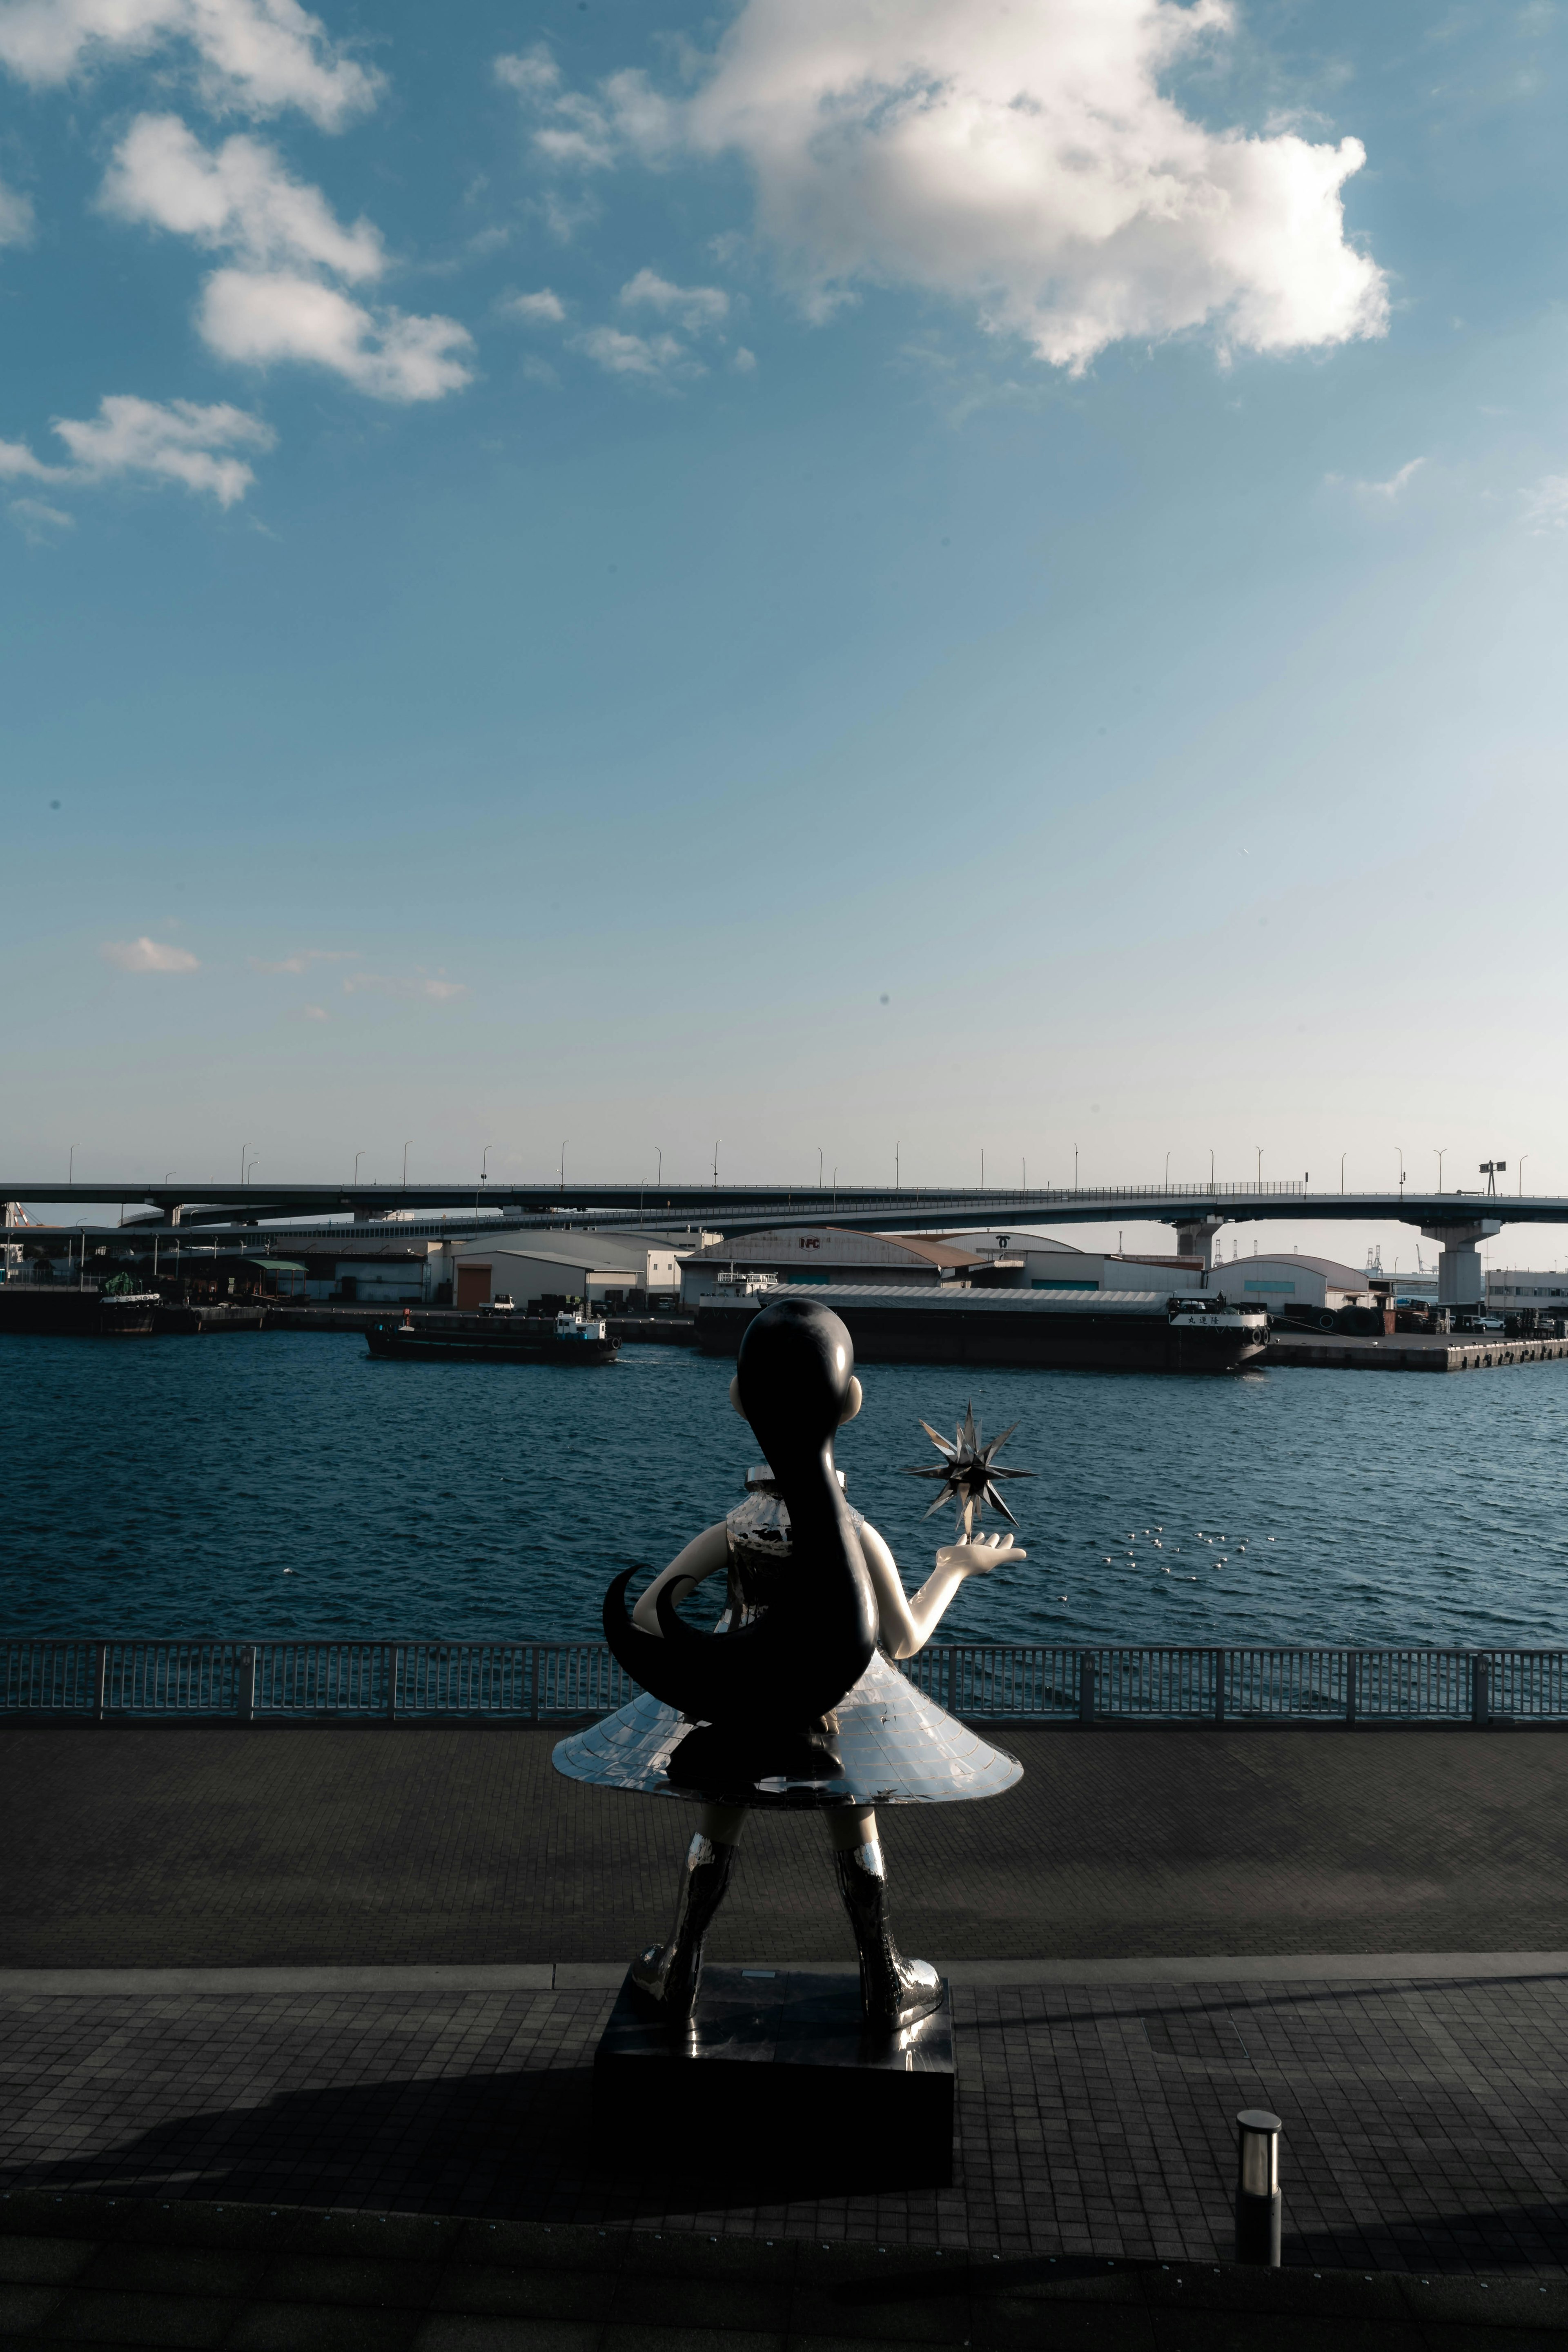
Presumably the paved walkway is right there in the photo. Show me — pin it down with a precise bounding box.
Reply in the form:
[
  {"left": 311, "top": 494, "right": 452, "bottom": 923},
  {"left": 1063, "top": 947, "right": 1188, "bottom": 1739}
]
[
  {"left": 3, "top": 1971, "right": 1568, "bottom": 2272},
  {"left": 5, "top": 2193, "right": 1561, "bottom": 2352},
  {"left": 8, "top": 1722, "right": 1568, "bottom": 1967},
  {"left": 6, "top": 1724, "right": 1568, "bottom": 2281}
]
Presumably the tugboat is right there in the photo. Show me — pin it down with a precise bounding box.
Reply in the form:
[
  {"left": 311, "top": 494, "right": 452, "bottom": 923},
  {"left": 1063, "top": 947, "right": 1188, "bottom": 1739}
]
[{"left": 366, "top": 1304, "right": 619, "bottom": 1366}]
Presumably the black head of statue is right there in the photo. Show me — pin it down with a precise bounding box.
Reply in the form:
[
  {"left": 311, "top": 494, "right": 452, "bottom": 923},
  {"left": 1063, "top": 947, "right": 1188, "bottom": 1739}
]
[
  {"left": 601, "top": 1296, "right": 878, "bottom": 1782},
  {"left": 736, "top": 1293, "right": 856, "bottom": 1475}
]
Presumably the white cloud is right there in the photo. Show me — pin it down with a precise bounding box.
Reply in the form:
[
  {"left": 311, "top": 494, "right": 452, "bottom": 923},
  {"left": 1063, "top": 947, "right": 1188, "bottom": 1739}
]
[
  {"left": 0, "top": 434, "right": 68, "bottom": 481},
  {"left": 100, "top": 935, "right": 200, "bottom": 972},
  {"left": 572, "top": 323, "right": 701, "bottom": 385},
  {"left": 1325, "top": 457, "right": 1425, "bottom": 501},
  {"left": 496, "top": 42, "right": 675, "bottom": 171},
  {"left": 342, "top": 968, "right": 468, "bottom": 1001},
  {"left": 0, "top": 174, "right": 33, "bottom": 243},
  {"left": 619, "top": 267, "right": 728, "bottom": 329},
  {"left": 55, "top": 392, "right": 274, "bottom": 502},
  {"left": 2, "top": 394, "right": 274, "bottom": 504},
  {"left": 0, "top": 0, "right": 381, "bottom": 129},
  {"left": 500, "top": 286, "right": 566, "bottom": 325},
  {"left": 198, "top": 269, "right": 472, "bottom": 400},
  {"left": 103, "top": 114, "right": 383, "bottom": 278},
  {"left": 249, "top": 947, "right": 357, "bottom": 972},
  {"left": 297, "top": 1002, "right": 328, "bottom": 1019},
  {"left": 510, "top": 0, "right": 1387, "bottom": 374},
  {"left": 732, "top": 345, "right": 757, "bottom": 372},
  {"left": 9, "top": 495, "right": 75, "bottom": 539},
  {"left": 1521, "top": 475, "right": 1568, "bottom": 533},
  {"left": 101, "top": 116, "right": 471, "bottom": 407}
]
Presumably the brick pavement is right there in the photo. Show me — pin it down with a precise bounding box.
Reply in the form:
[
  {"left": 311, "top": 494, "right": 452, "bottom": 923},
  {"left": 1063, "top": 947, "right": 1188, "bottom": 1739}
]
[
  {"left": 2, "top": 1972, "right": 1568, "bottom": 2274},
  {"left": 8, "top": 1723, "right": 1568, "bottom": 1967}
]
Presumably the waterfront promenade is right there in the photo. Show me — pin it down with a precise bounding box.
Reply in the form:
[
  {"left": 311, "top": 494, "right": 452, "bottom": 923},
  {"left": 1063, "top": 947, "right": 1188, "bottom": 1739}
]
[{"left": 4, "top": 1720, "right": 1568, "bottom": 2297}]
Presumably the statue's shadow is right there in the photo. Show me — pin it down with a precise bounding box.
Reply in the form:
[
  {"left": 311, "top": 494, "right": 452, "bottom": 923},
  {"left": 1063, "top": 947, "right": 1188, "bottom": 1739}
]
[{"left": 3, "top": 2067, "right": 900, "bottom": 2219}]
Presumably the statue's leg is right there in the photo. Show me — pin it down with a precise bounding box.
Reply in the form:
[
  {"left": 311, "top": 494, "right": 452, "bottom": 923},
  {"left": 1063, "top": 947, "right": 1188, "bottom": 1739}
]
[
  {"left": 827, "top": 1806, "right": 943, "bottom": 2034},
  {"left": 630, "top": 1803, "right": 746, "bottom": 2027}
]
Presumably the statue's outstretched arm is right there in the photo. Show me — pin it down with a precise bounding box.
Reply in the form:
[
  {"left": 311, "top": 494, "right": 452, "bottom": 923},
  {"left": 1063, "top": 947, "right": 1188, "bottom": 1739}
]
[
  {"left": 858, "top": 1522, "right": 1027, "bottom": 1660},
  {"left": 630, "top": 1522, "right": 730, "bottom": 1637}
]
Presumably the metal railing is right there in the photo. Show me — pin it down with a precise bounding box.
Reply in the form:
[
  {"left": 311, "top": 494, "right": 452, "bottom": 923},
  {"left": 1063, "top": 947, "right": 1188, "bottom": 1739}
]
[{"left": 1, "top": 1638, "right": 1561, "bottom": 1725}]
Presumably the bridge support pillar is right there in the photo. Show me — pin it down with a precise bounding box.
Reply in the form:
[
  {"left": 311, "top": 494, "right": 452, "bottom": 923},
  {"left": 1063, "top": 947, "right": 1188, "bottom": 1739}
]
[
  {"left": 1419, "top": 1221, "right": 1501, "bottom": 1309},
  {"left": 1166, "top": 1215, "right": 1228, "bottom": 1270}
]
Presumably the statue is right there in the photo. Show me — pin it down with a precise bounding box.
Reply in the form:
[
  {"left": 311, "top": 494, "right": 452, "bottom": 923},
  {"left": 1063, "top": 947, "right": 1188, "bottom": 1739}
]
[{"left": 553, "top": 1296, "right": 1026, "bottom": 2036}]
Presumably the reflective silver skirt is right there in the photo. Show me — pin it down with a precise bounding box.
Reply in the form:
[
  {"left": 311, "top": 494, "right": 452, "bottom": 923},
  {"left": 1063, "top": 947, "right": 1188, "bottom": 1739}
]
[{"left": 551, "top": 1646, "right": 1022, "bottom": 1809}]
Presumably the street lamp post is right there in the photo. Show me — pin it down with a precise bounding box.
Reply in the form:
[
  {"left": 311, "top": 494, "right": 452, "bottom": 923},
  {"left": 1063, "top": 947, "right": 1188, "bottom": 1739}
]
[
  {"left": 713, "top": 1141, "right": 719, "bottom": 1187},
  {"left": 1434, "top": 1147, "right": 1446, "bottom": 1194},
  {"left": 68, "top": 1144, "right": 76, "bottom": 1187},
  {"left": 403, "top": 1142, "right": 413, "bottom": 1187},
  {"left": 559, "top": 1142, "right": 566, "bottom": 1191},
  {"left": 240, "top": 1143, "right": 250, "bottom": 1185},
  {"left": 895, "top": 1141, "right": 900, "bottom": 1190},
  {"left": 245, "top": 1157, "right": 259, "bottom": 1185},
  {"left": 1209, "top": 1147, "right": 1215, "bottom": 1188},
  {"left": 1255, "top": 1145, "right": 1263, "bottom": 1188},
  {"left": 1165, "top": 1151, "right": 1170, "bottom": 1187},
  {"left": 1520, "top": 1154, "right": 1529, "bottom": 1196},
  {"left": 353, "top": 1151, "right": 365, "bottom": 1185},
  {"left": 1396, "top": 1146, "right": 1405, "bottom": 1196},
  {"left": 655, "top": 1146, "right": 662, "bottom": 1188},
  {"left": 481, "top": 1145, "right": 494, "bottom": 1181},
  {"left": 1341, "top": 1152, "right": 1346, "bottom": 1194},
  {"left": 1074, "top": 1143, "right": 1079, "bottom": 1189},
  {"left": 817, "top": 1147, "right": 823, "bottom": 1189}
]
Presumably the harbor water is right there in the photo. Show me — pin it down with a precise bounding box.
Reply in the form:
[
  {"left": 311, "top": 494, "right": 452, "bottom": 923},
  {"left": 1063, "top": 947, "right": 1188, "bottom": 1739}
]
[{"left": 4, "top": 1332, "right": 1568, "bottom": 1650}]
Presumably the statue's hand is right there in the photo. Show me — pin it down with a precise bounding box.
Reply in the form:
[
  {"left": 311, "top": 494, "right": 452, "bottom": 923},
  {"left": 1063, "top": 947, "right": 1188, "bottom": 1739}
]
[{"left": 935, "top": 1533, "right": 1026, "bottom": 1576}]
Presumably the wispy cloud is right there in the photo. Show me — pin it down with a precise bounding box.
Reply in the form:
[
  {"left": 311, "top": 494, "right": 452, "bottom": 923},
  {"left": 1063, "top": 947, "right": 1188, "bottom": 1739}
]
[
  {"left": 1, "top": 394, "right": 275, "bottom": 507},
  {"left": 249, "top": 947, "right": 358, "bottom": 973},
  {"left": 297, "top": 1002, "right": 328, "bottom": 1020},
  {"left": 1325, "top": 457, "right": 1425, "bottom": 501},
  {"left": 499, "top": 287, "right": 567, "bottom": 325},
  {"left": 572, "top": 325, "right": 701, "bottom": 386},
  {"left": 0, "top": 0, "right": 382, "bottom": 131},
  {"left": 0, "top": 174, "right": 32, "bottom": 245},
  {"left": 8, "top": 496, "right": 74, "bottom": 541},
  {"left": 1521, "top": 475, "right": 1568, "bottom": 533},
  {"left": 343, "top": 968, "right": 468, "bottom": 1001},
  {"left": 619, "top": 268, "right": 728, "bottom": 329},
  {"left": 100, "top": 935, "right": 200, "bottom": 973}
]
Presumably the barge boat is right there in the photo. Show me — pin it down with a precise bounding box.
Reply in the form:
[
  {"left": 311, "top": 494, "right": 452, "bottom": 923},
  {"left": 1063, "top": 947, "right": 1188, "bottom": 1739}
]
[
  {"left": 366, "top": 1307, "right": 620, "bottom": 1366},
  {"left": 694, "top": 1284, "right": 1267, "bottom": 1373}
]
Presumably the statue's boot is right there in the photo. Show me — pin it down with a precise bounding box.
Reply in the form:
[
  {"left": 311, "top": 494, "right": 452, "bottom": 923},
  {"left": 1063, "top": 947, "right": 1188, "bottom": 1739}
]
[
  {"left": 833, "top": 1838, "right": 944, "bottom": 2034},
  {"left": 630, "top": 1831, "right": 739, "bottom": 2028}
]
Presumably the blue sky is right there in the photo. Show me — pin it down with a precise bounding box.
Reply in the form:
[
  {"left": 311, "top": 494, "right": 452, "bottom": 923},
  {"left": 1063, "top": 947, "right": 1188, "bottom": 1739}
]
[{"left": 4, "top": 0, "right": 1568, "bottom": 1272}]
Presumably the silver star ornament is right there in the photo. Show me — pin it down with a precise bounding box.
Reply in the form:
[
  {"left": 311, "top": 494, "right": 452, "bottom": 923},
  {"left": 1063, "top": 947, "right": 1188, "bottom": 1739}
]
[{"left": 902, "top": 1403, "right": 1035, "bottom": 1538}]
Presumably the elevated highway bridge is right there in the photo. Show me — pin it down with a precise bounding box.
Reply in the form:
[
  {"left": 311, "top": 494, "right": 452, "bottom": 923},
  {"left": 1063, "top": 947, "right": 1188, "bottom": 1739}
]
[{"left": 5, "top": 1178, "right": 1563, "bottom": 1306}]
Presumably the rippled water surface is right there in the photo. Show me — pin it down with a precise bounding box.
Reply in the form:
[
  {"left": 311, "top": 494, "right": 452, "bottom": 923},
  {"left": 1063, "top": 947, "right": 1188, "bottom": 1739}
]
[{"left": 4, "top": 1332, "right": 1568, "bottom": 1647}]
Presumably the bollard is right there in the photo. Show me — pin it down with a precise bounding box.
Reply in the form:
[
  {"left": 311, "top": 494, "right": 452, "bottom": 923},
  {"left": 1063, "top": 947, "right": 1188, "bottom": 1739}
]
[
  {"left": 1078, "top": 1653, "right": 1096, "bottom": 1725},
  {"left": 1234, "top": 2109, "right": 1283, "bottom": 2267}
]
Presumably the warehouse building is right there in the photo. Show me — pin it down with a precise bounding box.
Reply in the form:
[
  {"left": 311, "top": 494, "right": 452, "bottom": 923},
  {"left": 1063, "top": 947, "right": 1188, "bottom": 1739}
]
[
  {"left": 445, "top": 1231, "right": 683, "bottom": 1312},
  {"left": 679, "top": 1227, "right": 988, "bottom": 1305}
]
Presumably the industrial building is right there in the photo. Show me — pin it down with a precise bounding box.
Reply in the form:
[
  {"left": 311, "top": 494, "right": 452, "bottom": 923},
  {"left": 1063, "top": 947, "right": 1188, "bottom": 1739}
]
[
  {"left": 445, "top": 1231, "right": 682, "bottom": 1312},
  {"left": 678, "top": 1227, "right": 988, "bottom": 1306},
  {"left": 1485, "top": 1269, "right": 1568, "bottom": 1315},
  {"left": 1207, "top": 1252, "right": 1374, "bottom": 1313}
]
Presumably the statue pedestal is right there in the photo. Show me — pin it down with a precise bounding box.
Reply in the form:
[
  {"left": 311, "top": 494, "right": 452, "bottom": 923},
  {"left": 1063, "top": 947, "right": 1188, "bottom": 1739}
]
[{"left": 593, "top": 1965, "right": 954, "bottom": 2189}]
